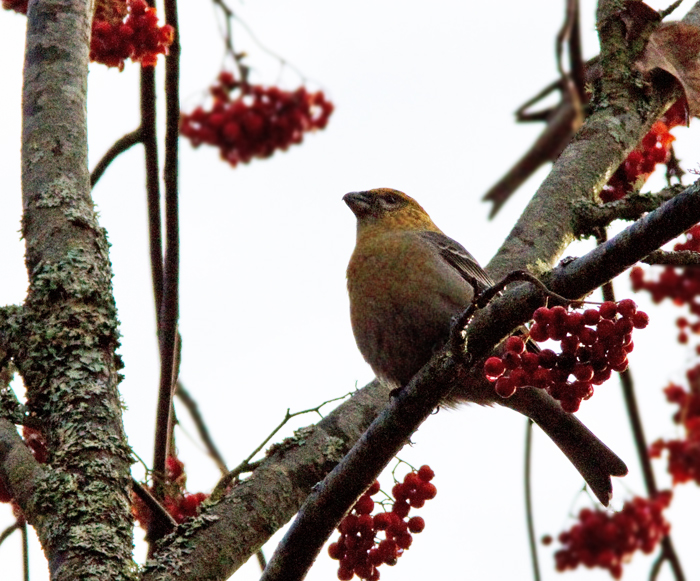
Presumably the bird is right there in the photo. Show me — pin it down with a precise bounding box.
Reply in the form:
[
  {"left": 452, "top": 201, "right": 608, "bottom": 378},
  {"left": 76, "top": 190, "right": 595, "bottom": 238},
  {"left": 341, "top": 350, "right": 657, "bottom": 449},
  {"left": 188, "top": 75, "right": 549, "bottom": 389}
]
[{"left": 344, "top": 187, "right": 628, "bottom": 506}]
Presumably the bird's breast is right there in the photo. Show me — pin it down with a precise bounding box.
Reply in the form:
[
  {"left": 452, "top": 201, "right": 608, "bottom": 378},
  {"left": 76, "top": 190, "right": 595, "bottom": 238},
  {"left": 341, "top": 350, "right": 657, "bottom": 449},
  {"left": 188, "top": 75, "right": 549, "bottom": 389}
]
[{"left": 347, "top": 232, "right": 472, "bottom": 387}]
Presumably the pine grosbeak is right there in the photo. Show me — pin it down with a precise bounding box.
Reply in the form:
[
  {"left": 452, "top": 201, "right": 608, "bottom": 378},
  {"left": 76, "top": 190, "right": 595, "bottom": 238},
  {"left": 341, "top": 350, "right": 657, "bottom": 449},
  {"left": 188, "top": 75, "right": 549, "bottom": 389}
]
[{"left": 345, "top": 188, "right": 627, "bottom": 505}]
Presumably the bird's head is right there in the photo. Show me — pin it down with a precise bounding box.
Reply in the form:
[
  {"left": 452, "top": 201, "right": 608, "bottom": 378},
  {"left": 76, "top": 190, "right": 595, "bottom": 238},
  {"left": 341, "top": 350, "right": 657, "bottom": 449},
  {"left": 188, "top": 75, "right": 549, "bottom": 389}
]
[{"left": 343, "top": 188, "right": 439, "bottom": 234}]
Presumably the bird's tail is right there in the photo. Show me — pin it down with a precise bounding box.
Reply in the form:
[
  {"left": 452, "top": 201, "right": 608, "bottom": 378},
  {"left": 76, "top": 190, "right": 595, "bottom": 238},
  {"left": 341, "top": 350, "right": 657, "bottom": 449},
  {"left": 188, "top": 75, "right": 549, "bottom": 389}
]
[{"left": 500, "top": 386, "right": 628, "bottom": 506}]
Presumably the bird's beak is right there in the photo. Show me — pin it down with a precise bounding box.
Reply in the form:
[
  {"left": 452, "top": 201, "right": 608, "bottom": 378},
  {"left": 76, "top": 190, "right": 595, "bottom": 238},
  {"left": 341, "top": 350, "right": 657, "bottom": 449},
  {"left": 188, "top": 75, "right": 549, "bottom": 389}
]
[{"left": 343, "top": 191, "right": 372, "bottom": 217}]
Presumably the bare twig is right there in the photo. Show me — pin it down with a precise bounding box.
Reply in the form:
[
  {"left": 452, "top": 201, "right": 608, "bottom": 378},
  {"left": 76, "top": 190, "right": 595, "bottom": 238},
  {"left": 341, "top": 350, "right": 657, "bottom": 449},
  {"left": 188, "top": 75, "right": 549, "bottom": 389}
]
[
  {"left": 213, "top": 393, "right": 352, "bottom": 497},
  {"left": 175, "top": 381, "right": 228, "bottom": 474},
  {"left": 151, "top": 0, "right": 181, "bottom": 501},
  {"left": 256, "top": 550, "right": 267, "bottom": 572},
  {"left": 21, "top": 521, "right": 28, "bottom": 581},
  {"left": 642, "top": 250, "right": 700, "bottom": 267},
  {"left": 524, "top": 419, "right": 541, "bottom": 581},
  {"left": 131, "top": 477, "right": 178, "bottom": 535},
  {"left": 572, "top": 187, "right": 683, "bottom": 238},
  {"left": 659, "top": 0, "right": 684, "bottom": 20},
  {"left": 141, "top": 64, "right": 164, "bottom": 317},
  {"left": 0, "top": 521, "right": 19, "bottom": 546},
  {"left": 90, "top": 128, "right": 143, "bottom": 187}
]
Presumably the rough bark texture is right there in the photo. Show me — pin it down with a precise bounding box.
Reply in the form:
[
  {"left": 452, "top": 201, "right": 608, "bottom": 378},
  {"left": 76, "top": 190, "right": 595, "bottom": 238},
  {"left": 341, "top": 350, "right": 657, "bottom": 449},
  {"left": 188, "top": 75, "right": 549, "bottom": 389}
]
[
  {"left": 2, "top": 0, "right": 137, "bottom": 578},
  {"left": 142, "top": 380, "right": 389, "bottom": 581}
]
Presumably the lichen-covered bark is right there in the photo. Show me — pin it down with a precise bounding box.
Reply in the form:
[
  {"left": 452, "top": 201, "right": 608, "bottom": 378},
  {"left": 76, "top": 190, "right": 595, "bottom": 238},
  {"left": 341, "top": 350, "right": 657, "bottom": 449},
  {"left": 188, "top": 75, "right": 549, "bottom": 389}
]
[
  {"left": 487, "top": 1, "right": 700, "bottom": 282},
  {"left": 142, "top": 381, "right": 389, "bottom": 581},
  {"left": 9, "top": 0, "right": 137, "bottom": 578}
]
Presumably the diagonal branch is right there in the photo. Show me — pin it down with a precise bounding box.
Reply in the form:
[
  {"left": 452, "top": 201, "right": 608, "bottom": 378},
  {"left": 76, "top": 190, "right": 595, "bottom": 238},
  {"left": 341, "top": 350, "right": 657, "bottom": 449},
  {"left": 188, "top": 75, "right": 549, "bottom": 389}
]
[
  {"left": 90, "top": 127, "right": 143, "bottom": 187},
  {"left": 261, "top": 177, "right": 700, "bottom": 581}
]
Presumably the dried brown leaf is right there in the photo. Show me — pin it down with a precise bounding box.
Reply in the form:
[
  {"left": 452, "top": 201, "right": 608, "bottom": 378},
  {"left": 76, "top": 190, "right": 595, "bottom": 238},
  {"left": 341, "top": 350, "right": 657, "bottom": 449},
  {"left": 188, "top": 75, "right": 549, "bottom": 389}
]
[{"left": 636, "top": 22, "right": 700, "bottom": 116}]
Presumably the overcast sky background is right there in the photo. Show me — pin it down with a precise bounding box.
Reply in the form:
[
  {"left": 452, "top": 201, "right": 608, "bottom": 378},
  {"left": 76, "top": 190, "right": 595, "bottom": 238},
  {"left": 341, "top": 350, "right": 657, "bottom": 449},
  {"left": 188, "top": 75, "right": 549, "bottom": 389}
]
[{"left": 2, "top": 1, "right": 700, "bottom": 579}]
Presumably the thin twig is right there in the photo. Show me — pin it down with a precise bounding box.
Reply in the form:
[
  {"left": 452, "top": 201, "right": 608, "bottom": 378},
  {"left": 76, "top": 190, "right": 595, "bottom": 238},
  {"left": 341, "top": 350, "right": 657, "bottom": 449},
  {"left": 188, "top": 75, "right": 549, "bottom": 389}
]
[
  {"left": 659, "top": 0, "right": 683, "bottom": 20},
  {"left": 213, "top": 0, "right": 306, "bottom": 82},
  {"left": 650, "top": 552, "right": 665, "bottom": 581},
  {"left": 571, "top": 186, "right": 683, "bottom": 238},
  {"left": 642, "top": 250, "right": 700, "bottom": 267},
  {"left": 21, "top": 521, "right": 28, "bottom": 581},
  {"left": 131, "top": 477, "right": 178, "bottom": 535},
  {"left": 174, "top": 382, "right": 228, "bottom": 474},
  {"left": 451, "top": 270, "right": 572, "bottom": 352},
  {"left": 524, "top": 419, "right": 541, "bottom": 581},
  {"left": 90, "top": 128, "right": 143, "bottom": 188},
  {"left": 141, "top": 65, "right": 164, "bottom": 317},
  {"left": 152, "top": 0, "right": 181, "bottom": 508},
  {"left": 213, "top": 394, "right": 352, "bottom": 497},
  {"left": 0, "top": 521, "right": 19, "bottom": 546},
  {"left": 256, "top": 550, "right": 267, "bottom": 572}
]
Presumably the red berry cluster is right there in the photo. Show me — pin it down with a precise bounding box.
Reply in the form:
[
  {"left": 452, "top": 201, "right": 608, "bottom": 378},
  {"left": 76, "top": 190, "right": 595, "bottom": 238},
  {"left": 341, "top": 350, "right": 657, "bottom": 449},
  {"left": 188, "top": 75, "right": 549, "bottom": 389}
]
[
  {"left": 554, "top": 492, "right": 673, "bottom": 579},
  {"left": 90, "top": 0, "right": 174, "bottom": 71},
  {"left": 649, "top": 363, "right": 700, "bottom": 485},
  {"left": 1, "top": 0, "right": 27, "bottom": 14},
  {"left": 329, "top": 466, "right": 436, "bottom": 580},
  {"left": 180, "top": 71, "right": 334, "bottom": 167},
  {"left": 601, "top": 99, "right": 686, "bottom": 202},
  {"left": 484, "top": 301, "right": 648, "bottom": 412},
  {"left": 631, "top": 225, "right": 700, "bottom": 348},
  {"left": 131, "top": 455, "right": 209, "bottom": 527}
]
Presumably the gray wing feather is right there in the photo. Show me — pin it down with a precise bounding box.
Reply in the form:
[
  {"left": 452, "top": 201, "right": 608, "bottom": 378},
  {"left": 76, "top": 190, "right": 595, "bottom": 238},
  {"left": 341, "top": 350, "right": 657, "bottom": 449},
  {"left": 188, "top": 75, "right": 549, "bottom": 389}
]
[{"left": 418, "top": 231, "right": 494, "bottom": 292}]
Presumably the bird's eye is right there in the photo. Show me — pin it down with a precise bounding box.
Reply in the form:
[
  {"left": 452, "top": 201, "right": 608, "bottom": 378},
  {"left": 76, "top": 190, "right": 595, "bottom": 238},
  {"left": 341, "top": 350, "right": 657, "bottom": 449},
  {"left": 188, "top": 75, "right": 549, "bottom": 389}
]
[{"left": 381, "top": 194, "right": 400, "bottom": 207}]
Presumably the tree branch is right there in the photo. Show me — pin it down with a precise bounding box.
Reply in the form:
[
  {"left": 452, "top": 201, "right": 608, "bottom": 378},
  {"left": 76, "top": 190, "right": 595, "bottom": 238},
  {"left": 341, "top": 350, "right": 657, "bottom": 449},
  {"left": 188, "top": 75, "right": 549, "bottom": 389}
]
[
  {"left": 524, "top": 419, "right": 541, "bottom": 581},
  {"left": 261, "top": 176, "right": 700, "bottom": 581},
  {"left": 18, "top": 0, "right": 135, "bottom": 577},
  {"left": 642, "top": 250, "right": 700, "bottom": 267},
  {"left": 90, "top": 127, "right": 143, "bottom": 187},
  {"left": 151, "top": 0, "right": 181, "bottom": 520},
  {"left": 571, "top": 186, "right": 683, "bottom": 238},
  {"left": 174, "top": 382, "right": 228, "bottom": 474}
]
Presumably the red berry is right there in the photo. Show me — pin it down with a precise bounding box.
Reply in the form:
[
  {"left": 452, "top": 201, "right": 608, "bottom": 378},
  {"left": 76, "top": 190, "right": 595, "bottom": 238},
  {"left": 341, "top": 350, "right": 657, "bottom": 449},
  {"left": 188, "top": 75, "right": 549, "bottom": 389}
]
[
  {"left": 484, "top": 356, "right": 505, "bottom": 380},
  {"left": 617, "top": 299, "right": 637, "bottom": 318},
  {"left": 340, "top": 514, "right": 359, "bottom": 535},
  {"left": 392, "top": 500, "right": 410, "bottom": 518},
  {"left": 354, "top": 494, "right": 374, "bottom": 515},
  {"left": 521, "top": 352, "right": 540, "bottom": 372},
  {"left": 407, "top": 516, "right": 425, "bottom": 533},
  {"left": 508, "top": 367, "right": 529, "bottom": 388},
  {"left": 418, "top": 481, "right": 437, "bottom": 500},
  {"left": 582, "top": 309, "right": 601, "bottom": 326},
  {"left": 599, "top": 301, "right": 618, "bottom": 319},
  {"left": 395, "top": 532, "right": 413, "bottom": 549},
  {"left": 533, "top": 307, "right": 553, "bottom": 324},
  {"left": 417, "top": 465, "right": 435, "bottom": 482},
  {"left": 328, "top": 542, "right": 344, "bottom": 560},
  {"left": 495, "top": 376, "right": 517, "bottom": 398},
  {"left": 529, "top": 322, "right": 549, "bottom": 342},
  {"left": 632, "top": 311, "right": 649, "bottom": 329},
  {"left": 537, "top": 349, "right": 558, "bottom": 369},
  {"left": 373, "top": 512, "right": 392, "bottom": 531},
  {"left": 505, "top": 336, "right": 525, "bottom": 354},
  {"left": 501, "top": 351, "right": 521, "bottom": 370}
]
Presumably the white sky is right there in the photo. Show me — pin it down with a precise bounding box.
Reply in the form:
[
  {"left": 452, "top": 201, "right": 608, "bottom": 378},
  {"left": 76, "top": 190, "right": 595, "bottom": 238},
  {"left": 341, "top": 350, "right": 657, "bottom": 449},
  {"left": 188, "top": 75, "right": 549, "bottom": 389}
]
[{"left": 1, "top": 1, "right": 700, "bottom": 580}]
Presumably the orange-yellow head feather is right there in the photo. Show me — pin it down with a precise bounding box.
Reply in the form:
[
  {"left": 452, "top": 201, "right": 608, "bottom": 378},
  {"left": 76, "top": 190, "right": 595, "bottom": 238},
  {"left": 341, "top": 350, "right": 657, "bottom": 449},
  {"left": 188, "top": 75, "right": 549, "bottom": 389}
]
[{"left": 343, "top": 188, "right": 441, "bottom": 238}]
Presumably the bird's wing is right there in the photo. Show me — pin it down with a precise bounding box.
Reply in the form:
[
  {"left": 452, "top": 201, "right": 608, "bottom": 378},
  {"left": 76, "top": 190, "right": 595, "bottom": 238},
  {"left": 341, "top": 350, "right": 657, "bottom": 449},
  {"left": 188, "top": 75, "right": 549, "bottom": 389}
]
[{"left": 417, "top": 231, "right": 494, "bottom": 293}]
